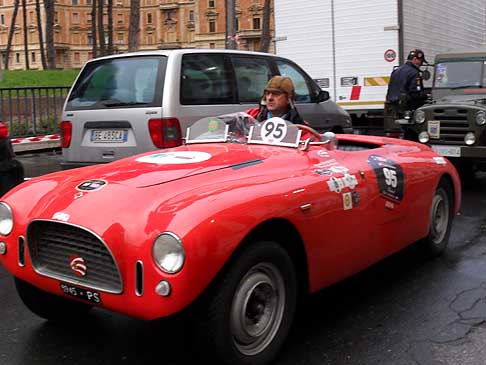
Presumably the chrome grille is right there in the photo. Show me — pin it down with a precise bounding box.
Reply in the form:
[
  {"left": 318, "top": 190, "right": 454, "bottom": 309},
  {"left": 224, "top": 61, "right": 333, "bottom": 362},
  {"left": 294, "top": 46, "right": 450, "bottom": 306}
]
[
  {"left": 27, "top": 220, "right": 122, "bottom": 293},
  {"left": 430, "top": 108, "right": 471, "bottom": 145}
]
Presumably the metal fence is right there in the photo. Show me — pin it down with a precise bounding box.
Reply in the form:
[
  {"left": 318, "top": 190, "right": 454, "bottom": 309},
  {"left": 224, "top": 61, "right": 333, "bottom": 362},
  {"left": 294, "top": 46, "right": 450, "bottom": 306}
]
[{"left": 0, "top": 86, "right": 70, "bottom": 138}]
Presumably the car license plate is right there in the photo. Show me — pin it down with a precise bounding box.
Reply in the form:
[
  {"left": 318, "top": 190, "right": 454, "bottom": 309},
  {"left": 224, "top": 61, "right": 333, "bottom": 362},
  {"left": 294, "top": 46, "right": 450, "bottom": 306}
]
[
  {"left": 60, "top": 283, "right": 102, "bottom": 304},
  {"left": 428, "top": 120, "right": 440, "bottom": 139},
  {"left": 431, "top": 145, "right": 461, "bottom": 157},
  {"left": 90, "top": 129, "right": 128, "bottom": 143}
]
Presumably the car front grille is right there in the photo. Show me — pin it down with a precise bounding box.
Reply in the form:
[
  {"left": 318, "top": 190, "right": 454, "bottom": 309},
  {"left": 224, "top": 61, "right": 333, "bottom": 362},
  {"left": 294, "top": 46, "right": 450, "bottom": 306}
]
[
  {"left": 27, "top": 220, "right": 122, "bottom": 293},
  {"left": 429, "top": 108, "right": 471, "bottom": 145}
]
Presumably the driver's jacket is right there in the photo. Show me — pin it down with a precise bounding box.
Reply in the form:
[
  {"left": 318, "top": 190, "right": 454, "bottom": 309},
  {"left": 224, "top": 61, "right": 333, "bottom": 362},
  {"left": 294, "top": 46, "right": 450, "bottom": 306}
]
[{"left": 244, "top": 106, "right": 316, "bottom": 140}]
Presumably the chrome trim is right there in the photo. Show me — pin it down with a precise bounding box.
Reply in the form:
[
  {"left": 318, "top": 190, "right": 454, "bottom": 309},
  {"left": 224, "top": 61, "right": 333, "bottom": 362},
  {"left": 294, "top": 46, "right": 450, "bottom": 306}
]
[
  {"left": 27, "top": 219, "right": 123, "bottom": 294},
  {"left": 135, "top": 260, "right": 144, "bottom": 297},
  {"left": 18, "top": 236, "right": 25, "bottom": 267}
]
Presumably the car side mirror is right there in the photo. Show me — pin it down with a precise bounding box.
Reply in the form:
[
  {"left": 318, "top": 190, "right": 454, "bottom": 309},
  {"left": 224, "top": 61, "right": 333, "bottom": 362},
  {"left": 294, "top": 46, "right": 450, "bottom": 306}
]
[{"left": 317, "top": 89, "right": 330, "bottom": 103}]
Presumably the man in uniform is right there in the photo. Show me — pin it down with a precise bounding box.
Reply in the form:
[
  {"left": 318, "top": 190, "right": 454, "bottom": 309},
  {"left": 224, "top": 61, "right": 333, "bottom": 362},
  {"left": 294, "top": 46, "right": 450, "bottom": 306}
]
[{"left": 384, "top": 49, "right": 429, "bottom": 140}]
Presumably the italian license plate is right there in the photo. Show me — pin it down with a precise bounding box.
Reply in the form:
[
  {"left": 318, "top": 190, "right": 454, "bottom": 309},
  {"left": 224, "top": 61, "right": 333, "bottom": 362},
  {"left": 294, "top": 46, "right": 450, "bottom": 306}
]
[
  {"left": 428, "top": 120, "right": 440, "bottom": 139},
  {"left": 431, "top": 145, "right": 461, "bottom": 157},
  {"left": 60, "top": 283, "right": 102, "bottom": 304},
  {"left": 90, "top": 129, "right": 128, "bottom": 143}
]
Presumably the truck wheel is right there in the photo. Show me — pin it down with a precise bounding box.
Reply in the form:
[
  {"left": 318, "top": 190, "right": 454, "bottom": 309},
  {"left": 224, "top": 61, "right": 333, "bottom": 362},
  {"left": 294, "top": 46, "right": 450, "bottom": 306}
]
[
  {"left": 422, "top": 178, "right": 454, "bottom": 257},
  {"left": 195, "top": 241, "right": 297, "bottom": 365},
  {"left": 14, "top": 277, "right": 92, "bottom": 320}
]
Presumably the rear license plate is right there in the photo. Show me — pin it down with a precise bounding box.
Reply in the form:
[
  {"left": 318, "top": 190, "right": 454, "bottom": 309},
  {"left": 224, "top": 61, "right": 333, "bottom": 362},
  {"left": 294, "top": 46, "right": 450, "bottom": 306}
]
[
  {"left": 60, "top": 283, "right": 102, "bottom": 304},
  {"left": 428, "top": 120, "right": 440, "bottom": 139},
  {"left": 90, "top": 129, "right": 128, "bottom": 143},
  {"left": 431, "top": 145, "right": 461, "bottom": 157}
]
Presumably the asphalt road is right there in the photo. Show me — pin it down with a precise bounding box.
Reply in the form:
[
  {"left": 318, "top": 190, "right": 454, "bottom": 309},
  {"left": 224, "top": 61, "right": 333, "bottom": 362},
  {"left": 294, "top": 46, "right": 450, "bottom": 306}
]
[{"left": 1, "top": 151, "right": 485, "bottom": 364}]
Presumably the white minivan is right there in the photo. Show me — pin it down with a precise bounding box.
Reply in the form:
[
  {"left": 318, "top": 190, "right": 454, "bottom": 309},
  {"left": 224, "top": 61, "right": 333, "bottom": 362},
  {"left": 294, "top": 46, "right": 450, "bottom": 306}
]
[{"left": 60, "top": 49, "right": 352, "bottom": 169}]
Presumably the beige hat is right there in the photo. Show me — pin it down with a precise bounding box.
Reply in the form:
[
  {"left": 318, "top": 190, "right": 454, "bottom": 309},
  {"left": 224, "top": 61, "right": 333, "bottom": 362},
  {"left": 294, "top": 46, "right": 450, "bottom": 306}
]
[{"left": 265, "top": 76, "right": 295, "bottom": 100}]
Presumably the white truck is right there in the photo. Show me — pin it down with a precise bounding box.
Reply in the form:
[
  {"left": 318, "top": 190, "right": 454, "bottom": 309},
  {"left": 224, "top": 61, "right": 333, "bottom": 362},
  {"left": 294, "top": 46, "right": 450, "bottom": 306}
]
[{"left": 273, "top": 0, "right": 486, "bottom": 133}]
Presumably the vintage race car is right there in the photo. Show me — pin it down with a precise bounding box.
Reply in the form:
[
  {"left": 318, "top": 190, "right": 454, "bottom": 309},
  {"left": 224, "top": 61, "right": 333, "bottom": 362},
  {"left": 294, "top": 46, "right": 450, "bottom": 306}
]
[{"left": 0, "top": 113, "right": 461, "bottom": 364}]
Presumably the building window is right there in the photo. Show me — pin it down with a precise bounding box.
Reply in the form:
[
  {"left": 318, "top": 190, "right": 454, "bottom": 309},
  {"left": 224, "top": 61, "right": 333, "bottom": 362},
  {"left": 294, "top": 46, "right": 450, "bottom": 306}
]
[
  {"left": 0, "top": 14, "right": 5, "bottom": 25},
  {"left": 208, "top": 0, "right": 215, "bottom": 8},
  {"left": 72, "top": 13, "right": 80, "bottom": 24},
  {"left": 54, "top": 12, "right": 58, "bottom": 23},
  {"left": 147, "top": 34, "right": 153, "bottom": 44},
  {"left": 166, "top": 10, "right": 174, "bottom": 21},
  {"left": 74, "top": 52, "right": 80, "bottom": 63},
  {"left": 16, "top": 53, "right": 20, "bottom": 63},
  {"left": 87, "top": 13, "right": 92, "bottom": 23},
  {"left": 31, "top": 52, "right": 36, "bottom": 63},
  {"left": 86, "top": 0, "right": 92, "bottom": 4},
  {"left": 117, "top": 13, "right": 123, "bottom": 23},
  {"left": 252, "top": 17, "right": 261, "bottom": 30},
  {"left": 189, "top": 10, "right": 194, "bottom": 22},
  {"left": 209, "top": 20, "right": 216, "bottom": 33},
  {"left": 147, "top": 13, "right": 152, "bottom": 24},
  {"left": 117, "top": 33, "right": 124, "bottom": 45},
  {"left": 88, "top": 34, "right": 93, "bottom": 45},
  {"left": 236, "top": 18, "right": 239, "bottom": 31},
  {"left": 209, "top": 42, "right": 215, "bottom": 49},
  {"left": 72, "top": 0, "right": 78, "bottom": 4}
]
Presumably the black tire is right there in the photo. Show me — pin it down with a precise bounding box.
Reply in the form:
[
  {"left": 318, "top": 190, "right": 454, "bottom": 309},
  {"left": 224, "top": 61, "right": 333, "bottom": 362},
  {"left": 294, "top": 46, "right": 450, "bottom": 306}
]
[
  {"left": 422, "top": 178, "right": 454, "bottom": 257},
  {"left": 194, "top": 241, "right": 297, "bottom": 365},
  {"left": 14, "top": 277, "right": 92, "bottom": 320}
]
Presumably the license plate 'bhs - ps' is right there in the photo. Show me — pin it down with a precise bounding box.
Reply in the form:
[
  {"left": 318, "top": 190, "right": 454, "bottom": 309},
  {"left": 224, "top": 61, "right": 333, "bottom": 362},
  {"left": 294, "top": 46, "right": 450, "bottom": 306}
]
[{"left": 60, "top": 283, "right": 102, "bottom": 303}]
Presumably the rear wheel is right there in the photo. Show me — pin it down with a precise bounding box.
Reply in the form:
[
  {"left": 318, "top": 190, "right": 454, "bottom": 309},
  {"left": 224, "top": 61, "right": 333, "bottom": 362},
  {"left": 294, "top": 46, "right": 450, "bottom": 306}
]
[
  {"left": 15, "top": 277, "right": 92, "bottom": 321},
  {"left": 194, "top": 241, "right": 297, "bottom": 365},
  {"left": 422, "top": 178, "right": 454, "bottom": 256}
]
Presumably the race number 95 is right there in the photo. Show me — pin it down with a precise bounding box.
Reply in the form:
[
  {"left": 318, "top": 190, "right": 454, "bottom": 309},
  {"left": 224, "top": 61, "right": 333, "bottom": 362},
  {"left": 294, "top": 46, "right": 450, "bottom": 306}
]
[{"left": 261, "top": 117, "right": 288, "bottom": 143}]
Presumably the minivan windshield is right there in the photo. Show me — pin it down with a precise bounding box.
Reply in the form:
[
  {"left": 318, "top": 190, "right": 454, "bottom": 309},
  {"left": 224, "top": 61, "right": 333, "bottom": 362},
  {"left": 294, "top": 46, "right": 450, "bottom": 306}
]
[
  {"left": 434, "top": 60, "right": 485, "bottom": 89},
  {"left": 65, "top": 56, "right": 166, "bottom": 110}
]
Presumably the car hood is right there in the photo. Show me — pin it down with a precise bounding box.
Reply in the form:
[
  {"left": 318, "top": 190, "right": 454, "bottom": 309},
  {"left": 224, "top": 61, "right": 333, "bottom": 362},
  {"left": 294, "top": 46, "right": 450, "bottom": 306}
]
[{"left": 430, "top": 93, "right": 486, "bottom": 105}]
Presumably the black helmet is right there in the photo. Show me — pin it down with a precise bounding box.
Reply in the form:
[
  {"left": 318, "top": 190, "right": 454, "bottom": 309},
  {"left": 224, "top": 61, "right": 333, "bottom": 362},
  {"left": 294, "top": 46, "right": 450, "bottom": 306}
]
[{"left": 407, "top": 49, "right": 428, "bottom": 64}]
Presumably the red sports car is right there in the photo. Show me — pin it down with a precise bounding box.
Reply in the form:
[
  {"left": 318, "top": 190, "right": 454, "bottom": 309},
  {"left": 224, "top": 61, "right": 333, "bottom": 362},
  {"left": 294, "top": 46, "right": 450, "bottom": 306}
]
[{"left": 0, "top": 113, "right": 461, "bottom": 365}]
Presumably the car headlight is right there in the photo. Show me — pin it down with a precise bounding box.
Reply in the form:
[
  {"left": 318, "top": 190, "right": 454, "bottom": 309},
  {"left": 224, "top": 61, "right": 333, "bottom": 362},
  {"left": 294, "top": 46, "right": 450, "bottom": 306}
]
[
  {"left": 414, "top": 110, "right": 426, "bottom": 124},
  {"left": 465, "top": 132, "right": 476, "bottom": 145},
  {"left": 475, "top": 111, "right": 486, "bottom": 126},
  {"left": 152, "top": 232, "right": 185, "bottom": 274},
  {"left": 418, "top": 131, "right": 430, "bottom": 143},
  {"left": 0, "top": 203, "right": 13, "bottom": 236}
]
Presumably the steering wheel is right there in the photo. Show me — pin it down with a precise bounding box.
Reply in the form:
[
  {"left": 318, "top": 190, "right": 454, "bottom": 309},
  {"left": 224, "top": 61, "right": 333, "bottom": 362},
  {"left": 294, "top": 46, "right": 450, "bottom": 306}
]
[{"left": 296, "top": 124, "right": 322, "bottom": 141}]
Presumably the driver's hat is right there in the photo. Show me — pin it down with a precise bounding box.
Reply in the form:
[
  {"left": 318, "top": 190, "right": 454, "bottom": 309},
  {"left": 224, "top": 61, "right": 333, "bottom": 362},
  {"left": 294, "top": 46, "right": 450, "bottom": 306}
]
[
  {"left": 407, "top": 49, "right": 428, "bottom": 64},
  {"left": 264, "top": 76, "right": 295, "bottom": 100}
]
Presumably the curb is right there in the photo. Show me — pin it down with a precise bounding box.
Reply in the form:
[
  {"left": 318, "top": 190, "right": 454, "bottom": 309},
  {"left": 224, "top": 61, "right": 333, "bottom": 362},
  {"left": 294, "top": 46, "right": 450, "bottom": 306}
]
[{"left": 12, "top": 134, "right": 61, "bottom": 153}]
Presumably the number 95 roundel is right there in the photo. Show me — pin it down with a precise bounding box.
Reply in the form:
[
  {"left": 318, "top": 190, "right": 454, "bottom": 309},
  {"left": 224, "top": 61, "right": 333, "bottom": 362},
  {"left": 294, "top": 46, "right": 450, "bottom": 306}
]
[{"left": 367, "top": 154, "right": 405, "bottom": 203}]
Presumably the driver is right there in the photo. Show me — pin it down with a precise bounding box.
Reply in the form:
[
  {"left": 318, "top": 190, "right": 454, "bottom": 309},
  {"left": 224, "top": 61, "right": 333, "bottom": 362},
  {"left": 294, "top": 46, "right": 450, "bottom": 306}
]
[{"left": 245, "top": 76, "right": 317, "bottom": 140}]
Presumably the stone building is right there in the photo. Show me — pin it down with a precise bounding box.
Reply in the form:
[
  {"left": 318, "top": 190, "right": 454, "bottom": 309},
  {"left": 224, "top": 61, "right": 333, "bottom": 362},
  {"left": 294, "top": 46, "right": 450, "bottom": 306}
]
[{"left": 0, "top": 0, "right": 274, "bottom": 70}]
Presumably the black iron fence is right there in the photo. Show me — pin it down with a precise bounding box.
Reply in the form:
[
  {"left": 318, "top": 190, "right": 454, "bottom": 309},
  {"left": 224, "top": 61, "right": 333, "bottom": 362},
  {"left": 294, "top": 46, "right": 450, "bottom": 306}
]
[{"left": 0, "top": 86, "right": 71, "bottom": 138}]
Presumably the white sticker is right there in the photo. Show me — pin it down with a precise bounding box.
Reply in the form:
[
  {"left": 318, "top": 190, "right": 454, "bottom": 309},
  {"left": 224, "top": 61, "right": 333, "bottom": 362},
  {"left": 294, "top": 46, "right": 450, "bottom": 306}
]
[
  {"left": 330, "top": 165, "right": 350, "bottom": 174},
  {"left": 53, "top": 212, "right": 70, "bottom": 222},
  {"left": 327, "top": 174, "right": 359, "bottom": 193},
  {"left": 433, "top": 157, "right": 447, "bottom": 165},
  {"left": 136, "top": 151, "right": 212, "bottom": 164},
  {"left": 317, "top": 150, "right": 330, "bottom": 157},
  {"left": 343, "top": 192, "right": 353, "bottom": 210},
  {"left": 343, "top": 173, "right": 358, "bottom": 189}
]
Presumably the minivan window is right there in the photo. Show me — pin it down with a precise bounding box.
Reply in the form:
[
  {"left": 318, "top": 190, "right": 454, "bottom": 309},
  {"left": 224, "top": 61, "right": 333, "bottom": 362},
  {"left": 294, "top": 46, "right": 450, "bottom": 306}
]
[
  {"left": 65, "top": 56, "right": 166, "bottom": 110},
  {"left": 180, "top": 54, "right": 234, "bottom": 105},
  {"left": 232, "top": 56, "right": 272, "bottom": 103},
  {"left": 276, "top": 60, "right": 312, "bottom": 103}
]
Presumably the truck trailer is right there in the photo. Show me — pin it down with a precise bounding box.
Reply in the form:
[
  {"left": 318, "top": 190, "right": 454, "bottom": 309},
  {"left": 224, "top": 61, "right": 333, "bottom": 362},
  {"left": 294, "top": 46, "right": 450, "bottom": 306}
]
[{"left": 273, "top": 0, "right": 486, "bottom": 133}]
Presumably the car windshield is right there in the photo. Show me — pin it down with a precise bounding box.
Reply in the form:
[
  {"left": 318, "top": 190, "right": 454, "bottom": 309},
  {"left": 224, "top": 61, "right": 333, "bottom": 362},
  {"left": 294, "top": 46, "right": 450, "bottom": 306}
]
[
  {"left": 186, "top": 112, "right": 303, "bottom": 148},
  {"left": 434, "top": 60, "right": 485, "bottom": 89},
  {"left": 65, "top": 56, "right": 166, "bottom": 110}
]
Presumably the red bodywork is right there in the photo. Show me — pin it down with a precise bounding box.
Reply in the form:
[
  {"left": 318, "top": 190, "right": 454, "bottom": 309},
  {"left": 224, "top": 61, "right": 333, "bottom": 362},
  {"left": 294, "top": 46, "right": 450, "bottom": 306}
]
[{"left": 0, "top": 134, "right": 461, "bottom": 320}]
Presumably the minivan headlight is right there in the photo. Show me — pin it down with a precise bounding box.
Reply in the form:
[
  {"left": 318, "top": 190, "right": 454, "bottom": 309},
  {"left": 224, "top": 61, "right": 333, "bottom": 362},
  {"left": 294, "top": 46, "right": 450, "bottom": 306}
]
[
  {"left": 475, "top": 111, "right": 486, "bottom": 126},
  {"left": 414, "top": 110, "right": 426, "bottom": 124},
  {"left": 152, "top": 233, "right": 185, "bottom": 274},
  {"left": 0, "top": 203, "right": 13, "bottom": 236}
]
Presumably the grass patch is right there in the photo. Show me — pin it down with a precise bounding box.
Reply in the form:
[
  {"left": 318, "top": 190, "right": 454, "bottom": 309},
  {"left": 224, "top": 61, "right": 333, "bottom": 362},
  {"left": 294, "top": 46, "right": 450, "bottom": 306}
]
[{"left": 0, "top": 69, "right": 79, "bottom": 88}]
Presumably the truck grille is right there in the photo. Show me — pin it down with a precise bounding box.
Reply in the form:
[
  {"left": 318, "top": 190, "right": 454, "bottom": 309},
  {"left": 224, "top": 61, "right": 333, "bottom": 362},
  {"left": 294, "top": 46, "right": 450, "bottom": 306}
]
[
  {"left": 27, "top": 220, "right": 122, "bottom": 293},
  {"left": 430, "top": 108, "right": 471, "bottom": 145}
]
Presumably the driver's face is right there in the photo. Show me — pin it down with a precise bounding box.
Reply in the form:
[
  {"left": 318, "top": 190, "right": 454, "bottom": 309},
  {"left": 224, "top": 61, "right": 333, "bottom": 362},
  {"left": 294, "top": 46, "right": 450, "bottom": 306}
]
[{"left": 264, "top": 90, "right": 290, "bottom": 117}]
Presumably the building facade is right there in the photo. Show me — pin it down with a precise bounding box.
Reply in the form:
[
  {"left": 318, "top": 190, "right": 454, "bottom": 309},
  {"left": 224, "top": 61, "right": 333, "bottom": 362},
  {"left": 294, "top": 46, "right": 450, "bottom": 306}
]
[{"left": 0, "top": 0, "right": 274, "bottom": 70}]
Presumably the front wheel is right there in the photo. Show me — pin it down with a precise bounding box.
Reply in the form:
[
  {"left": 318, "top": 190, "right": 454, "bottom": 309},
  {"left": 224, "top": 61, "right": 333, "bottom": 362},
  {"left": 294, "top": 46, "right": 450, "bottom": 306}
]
[
  {"left": 422, "top": 178, "right": 454, "bottom": 257},
  {"left": 15, "top": 277, "right": 92, "bottom": 321},
  {"left": 194, "top": 241, "right": 297, "bottom": 365}
]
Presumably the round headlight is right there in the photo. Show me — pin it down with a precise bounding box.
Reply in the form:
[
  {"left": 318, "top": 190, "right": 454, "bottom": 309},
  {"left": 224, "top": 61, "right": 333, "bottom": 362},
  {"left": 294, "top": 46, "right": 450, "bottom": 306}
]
[
  {"left": 414, "top": 110, "right": 426, "bottom": 124},
  {"left": 465, "top": 132, "right": 476, "bottom": 146},
  {"left": 0, "top": 203, "right": 13, "bottom": 236},
  {"left": 418, "top": 131, "right": 430, "bottom": 143},
  {"left": 152, "top": 232, "right": 185, "bottom": 274},
  {"left": 475, "top": 111, "right": 486, "bottom": 126}
]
